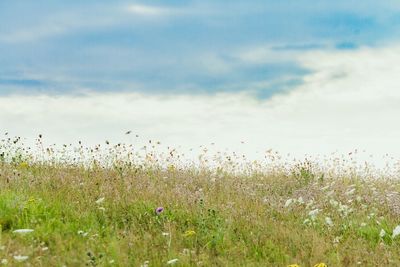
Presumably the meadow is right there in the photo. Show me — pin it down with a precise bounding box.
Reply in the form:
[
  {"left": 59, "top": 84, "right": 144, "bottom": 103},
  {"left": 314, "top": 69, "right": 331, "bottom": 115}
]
[{"left": 1, "top": 135, "right": 400, "bottom": 266}]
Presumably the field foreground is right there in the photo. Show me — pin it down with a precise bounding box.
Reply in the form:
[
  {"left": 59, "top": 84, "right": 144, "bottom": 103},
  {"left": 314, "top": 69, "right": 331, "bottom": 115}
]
[{"left": 1, "top": 151, "right": 400, "bottom": 266}]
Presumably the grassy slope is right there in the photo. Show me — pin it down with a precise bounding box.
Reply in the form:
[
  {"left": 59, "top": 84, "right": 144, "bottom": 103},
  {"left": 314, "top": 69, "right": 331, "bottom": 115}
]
[{"left": 0, "top": 161, "right": 400, "bottom": 266}]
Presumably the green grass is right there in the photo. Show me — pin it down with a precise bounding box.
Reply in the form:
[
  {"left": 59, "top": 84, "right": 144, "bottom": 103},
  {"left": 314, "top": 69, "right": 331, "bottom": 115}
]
[{"left": 0, "top": 142, "right": 400, "bottom": 266}]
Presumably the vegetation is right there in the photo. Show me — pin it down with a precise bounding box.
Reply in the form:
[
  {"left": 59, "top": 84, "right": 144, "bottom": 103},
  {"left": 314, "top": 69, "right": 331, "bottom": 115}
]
[{"left": 0, "top": 135, "right": 400, "bottom": 266}]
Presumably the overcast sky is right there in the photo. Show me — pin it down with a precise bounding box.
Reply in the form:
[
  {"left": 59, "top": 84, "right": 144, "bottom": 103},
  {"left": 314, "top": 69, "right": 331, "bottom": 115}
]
[{"left": 1, "top": 1, "right": 400, "bottom": 166}]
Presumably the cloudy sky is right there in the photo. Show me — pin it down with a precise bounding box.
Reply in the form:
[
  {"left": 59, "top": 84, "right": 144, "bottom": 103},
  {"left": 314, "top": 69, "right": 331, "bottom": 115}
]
[{"left": 1, "top": 1, "right": 400, "bottom": 165}]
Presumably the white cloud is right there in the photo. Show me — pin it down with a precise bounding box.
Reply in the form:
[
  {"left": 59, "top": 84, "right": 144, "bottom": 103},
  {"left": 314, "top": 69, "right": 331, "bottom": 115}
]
[
  {"left": 1, "top": 45, "right": 400, "bottom": 168},
  {"left": 235, "top": 46, "right": 294, "bottom": 64},
  {"left": 0, "top": 3, "right": 180, "bottom": 44},
  {"left": 0, "top": 11, "right": 117, "bottom": 43},
  {"left": 126, "top": 4, "right": 176, "bottom": 17}
]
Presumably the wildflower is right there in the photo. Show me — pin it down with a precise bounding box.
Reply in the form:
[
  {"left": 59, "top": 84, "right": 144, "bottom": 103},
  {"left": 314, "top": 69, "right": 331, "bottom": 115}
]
[
  {"left": 183, "top": 230, "right": 196, "bottom": 237},
  {"left": 98, "top": 207, "right": 106, "bottom": 211},
  {"left": 1, "top": 259, "right": 7, "bottom": 265},
  {"left": 162, "top": 232, "right": 170, "bottom": 236},
  {"left": 13, "top": 255, "right": 29, "bottom": 262},
  {"left": 360, "top": 222, "right": 367, "bottom": 227},
  {"left": 392, "top": 225, "right": 400, "bottom": 239},
  {"left": 19, "top": 162, "right": 29, "bottom": 168},
  {"left": 314, "top": 263, "right": 327, "bottom": 267},
  {"left": 12, "top": 229, "right": 34, "bottom": 234},
  {"left": 167, "top": 258, "right": 178, "bottom": 265},
  {"left": 77, "top": 230, "right": 88, "bottom": 237},
  {"left": 155, "top": 207, "right": 164, "bottom": 215},
  {"left": 297, "top": 197, "right": 304, "bottom": 204},
  {"left": 140, "top": 260, "right": 149, "bottom": 267},
  {"left": 333, "top": 236, "right": 341, "bottom": 244},
  {"left": 42, "top": 247, "right": 49, "bottom": 251},
  {"left": 379, "top": 229, "right": 386, "bottom": 238},
  {"left": 285, "top": 199, "right": 294, "bottom": 208},
  {"left": 329, "top": 199, "right": 338, "bottom": 207},
  {"left": 338, "top": 204, "right": 352, "bottom": 217},
  {"left": 288, "top": 264, "right": 300, "bottom": 267},
  {"left": 325, "top": 217, "right": 333, "bottom": 227},
  {"left": 95, "top": 197, "right": 105, "bottom": 204},
  {"left": 308, "top": 209, "right": 319, "bottom": 220}
]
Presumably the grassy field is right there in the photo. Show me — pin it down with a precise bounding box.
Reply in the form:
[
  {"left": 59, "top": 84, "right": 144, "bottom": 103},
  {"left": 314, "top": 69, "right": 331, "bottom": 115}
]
[{"left": 1, "top": 138, "right": 400, "bottom": 266}]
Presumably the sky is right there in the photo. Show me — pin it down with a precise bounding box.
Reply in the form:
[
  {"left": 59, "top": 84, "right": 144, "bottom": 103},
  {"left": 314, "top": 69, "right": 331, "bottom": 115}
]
[{"left": 1, "top": 1, "right": 400, "bottom": 166}]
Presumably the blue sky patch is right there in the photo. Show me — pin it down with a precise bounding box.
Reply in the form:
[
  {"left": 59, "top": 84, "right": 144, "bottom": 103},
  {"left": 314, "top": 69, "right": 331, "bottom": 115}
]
[{"left": 0, "top": 1, "right": 399, "bottom": 97}]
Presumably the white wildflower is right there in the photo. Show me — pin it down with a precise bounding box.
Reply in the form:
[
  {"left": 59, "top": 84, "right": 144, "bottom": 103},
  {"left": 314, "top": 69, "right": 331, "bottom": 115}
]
[
  {"left": 162, "top": 232, "right": 170, "bottom": 236},
  {"left": 360, "top": 222, "right": 367, "bottom": 227},
  {"left": 13, "top": 255, "right": 29, "bottom": 262},
  {"left": 1, "top": 259, "right": 7, "bottom": 265},
  {"left": 167, "top": 258, "right": 178, "bottom": 265},
  {"left": 42, "top": 247, "right": 49, "bottom": 251},
  {"left": 338, "top": 204, "right": 352, "bottom": 217},
  {"left": 77, "top": 230, "right": 88, "bottom": 237},
  {"left": 95, "top": 197, "right": 105, "bottom": 204},
  {"left": 329, "top": 199, "right": 339, "bottom": 207},
  {"left": 12, "top": 229, "right": 34, "bottom": 234},
  {"left": 297, "top": 197, "right": 304, "bottom": 204},
  {"left": 303, "top": 218, "right": 311, "bottom": 225},
  {"left": 284, "top": 199, "right": 294, "bottom": 208},
  {"left": 379, "top": 229, "right": 386, "bottom": 238},
  {"left": 392, "top": 225, "right": 400, "bottom": 239},
  {"left": 333, "top": 236, "right": 341, "bottom": 244},
  {"left": 325, "top": 217, "right": 333, "bottom": 227},
  {"left": 308, "top": 209, "right": 319, "bottom": 220}
]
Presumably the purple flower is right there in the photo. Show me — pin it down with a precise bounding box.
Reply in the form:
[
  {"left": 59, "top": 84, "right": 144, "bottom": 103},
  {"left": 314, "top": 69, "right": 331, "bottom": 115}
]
[{"left": 155, "top": 207, "right": 164, "bottom": 215}]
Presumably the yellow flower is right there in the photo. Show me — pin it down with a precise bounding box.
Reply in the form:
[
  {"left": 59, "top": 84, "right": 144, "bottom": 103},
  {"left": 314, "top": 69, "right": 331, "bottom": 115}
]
[
  {"left": 288, "top": 265, "right": 300, "bottom": 267},
  {"left": 314, "top": 263, "right": 327, "bottom": 267},
  {"left": 19, "top": 162, "right": 29, "bottom": 169},
  {"left": 183, "top": 230, "right": 196, "bottom": 237}
]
